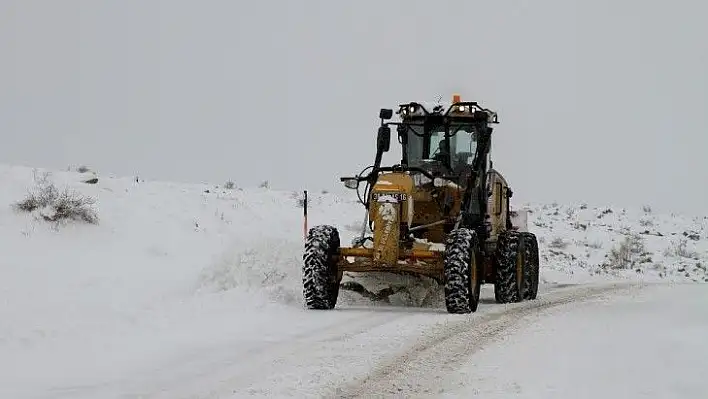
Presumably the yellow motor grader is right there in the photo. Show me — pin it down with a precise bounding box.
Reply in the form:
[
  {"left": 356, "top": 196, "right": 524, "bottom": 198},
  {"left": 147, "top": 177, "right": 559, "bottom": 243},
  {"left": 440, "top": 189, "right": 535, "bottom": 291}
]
[{"left": 302, "top": 95, "right": 539, "bottom": 313}]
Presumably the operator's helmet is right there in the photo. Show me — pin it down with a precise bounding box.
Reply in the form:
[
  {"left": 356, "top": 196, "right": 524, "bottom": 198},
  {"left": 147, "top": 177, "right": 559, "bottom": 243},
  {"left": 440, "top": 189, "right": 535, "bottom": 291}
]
[{"left": 432, "top": 140, "right": 449, "bottom": 165}]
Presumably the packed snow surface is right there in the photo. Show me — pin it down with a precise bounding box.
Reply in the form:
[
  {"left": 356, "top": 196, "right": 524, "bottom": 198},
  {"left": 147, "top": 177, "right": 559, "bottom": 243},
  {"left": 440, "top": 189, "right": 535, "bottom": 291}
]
[
  {"left": 0, "top": 164, "right": 706, "bottom": 398},
  {"left": 435, "top": 283, "right": 708, "bottom": 398}
]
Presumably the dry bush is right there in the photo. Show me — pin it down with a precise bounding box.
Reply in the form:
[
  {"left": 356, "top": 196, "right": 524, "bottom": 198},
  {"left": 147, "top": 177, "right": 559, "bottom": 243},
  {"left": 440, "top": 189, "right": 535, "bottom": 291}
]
[
  {"left": 13, "top": 171, "right": 98, "bottom": 224},
  {"left": 607, "top": 234, "right": 646, "bottom": 269},
  {"left": 586, "top": 240, "right": 603, "bottom": 249},
  {"left": 663, "top": 239, "right": 699, "bottom": 259},
  {"left": 639, "top": 218, "right": 653, "bottom": 227},
  {"left": 548, "top": 237, "right": 568, "bottom": 249}
]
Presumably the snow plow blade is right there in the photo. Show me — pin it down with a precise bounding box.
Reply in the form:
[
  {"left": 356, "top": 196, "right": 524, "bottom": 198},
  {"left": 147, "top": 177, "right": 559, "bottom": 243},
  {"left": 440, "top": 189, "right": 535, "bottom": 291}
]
[{"left": 338, "top": 247, "right": 444, "bottom": 280}]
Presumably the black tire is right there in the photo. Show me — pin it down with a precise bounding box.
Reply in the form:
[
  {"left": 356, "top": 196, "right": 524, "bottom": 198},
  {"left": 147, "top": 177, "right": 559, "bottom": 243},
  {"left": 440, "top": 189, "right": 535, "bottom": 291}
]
[
  {"left": 494, "top": 230, "right": 524, "bottom": 304},
  {"left": 443, "top": 228, "right": 482, "bottom": 314},
  {"left": 519, "top": 232, "right": 540, "bottom": 300},
  {"left": 303, "top": 225, "right": 341, "bottom": 310}
]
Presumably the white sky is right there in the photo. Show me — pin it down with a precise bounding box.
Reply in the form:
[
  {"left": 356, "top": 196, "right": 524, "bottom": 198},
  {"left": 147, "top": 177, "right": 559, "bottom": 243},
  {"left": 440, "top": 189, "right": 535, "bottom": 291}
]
[{"left": 1, "top": 1, "right": 707, "bottom": 214}]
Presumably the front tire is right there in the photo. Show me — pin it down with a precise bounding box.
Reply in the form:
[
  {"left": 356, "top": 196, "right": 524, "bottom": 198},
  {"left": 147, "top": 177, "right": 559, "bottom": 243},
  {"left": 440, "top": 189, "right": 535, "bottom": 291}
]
[
  {"left": 443, "top": 228, "right": 482, "bottom": 314},
  {"left": 303, "top": 225, "right": 341, "bottom": 310}
]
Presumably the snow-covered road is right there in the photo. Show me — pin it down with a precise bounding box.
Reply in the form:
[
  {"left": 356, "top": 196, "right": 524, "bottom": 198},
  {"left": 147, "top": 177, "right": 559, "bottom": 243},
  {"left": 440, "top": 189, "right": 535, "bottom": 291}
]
[
  {"left": 326, "top": 283, "right": 704, "bottom": 398},
  {"left": 47, "top": 281, "right": 651, "bottom": 398},
  {"left": 45, "top": 280, "right": 707, "bottom": 399},
  {"left": 432, "top": 282, "right": 708, "bottom": 398}
]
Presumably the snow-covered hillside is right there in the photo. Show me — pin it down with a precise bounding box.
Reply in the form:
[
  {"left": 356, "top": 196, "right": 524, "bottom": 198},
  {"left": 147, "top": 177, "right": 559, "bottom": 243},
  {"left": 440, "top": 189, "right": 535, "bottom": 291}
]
[
  {"left": 528, "top": 201, "right": 708, "bottom": 284},
  {"left": 0, "top": 164, "right": 706, "bottom": 398},
  {"left": 0, "top": 164, "right": 373, "bottom": 398}
]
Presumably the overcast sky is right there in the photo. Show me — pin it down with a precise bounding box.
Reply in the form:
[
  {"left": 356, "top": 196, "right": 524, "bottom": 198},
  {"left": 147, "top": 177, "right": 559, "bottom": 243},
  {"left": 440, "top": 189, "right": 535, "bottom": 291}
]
[{"left": 1, "top": 1, "right": 707, "bottom": 214}]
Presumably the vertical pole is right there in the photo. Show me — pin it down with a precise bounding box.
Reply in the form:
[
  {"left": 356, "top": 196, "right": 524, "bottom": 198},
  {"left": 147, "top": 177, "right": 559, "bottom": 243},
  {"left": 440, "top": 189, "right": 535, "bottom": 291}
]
[{"left": 303, "top": 190, "right": 308, "bottom": 241}]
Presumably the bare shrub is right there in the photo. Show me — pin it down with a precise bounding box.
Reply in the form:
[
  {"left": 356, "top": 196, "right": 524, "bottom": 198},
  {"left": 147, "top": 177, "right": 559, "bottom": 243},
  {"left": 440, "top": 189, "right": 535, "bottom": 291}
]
[
  {"left": 572, "top": 221, "right": 588, "bottom": 230},
  {"left": 76, "top": 165, "right": 91, "bottom": 173},
  {"left": 639, "top": 218, "right": 653, "bottom": 227},
  {"left": 224, "top": 180, "right": 236, "bottom": 189},
  {"left": 597, "top": 208, "right": 613, "bottom": 219},
  {"left": 642, "top": 205, "right": 652, "bottom": 213},
  {"left": 663, "top": 239, "right": 699, "bottom": 259},
  {"left": 548, "top": 237, "right": 568, "bottom": 249},
  {"left": 13, "top": 171, "right": 98, "bottom": 224},
  {"left": 586, "top": 240, "right": 603, "bottom": 249},
  {"left": 607, "top": 234, "right": 646, "bottom": 269},
  {"left": 259, "top": 180, "right": 269, "bottom": 189}
]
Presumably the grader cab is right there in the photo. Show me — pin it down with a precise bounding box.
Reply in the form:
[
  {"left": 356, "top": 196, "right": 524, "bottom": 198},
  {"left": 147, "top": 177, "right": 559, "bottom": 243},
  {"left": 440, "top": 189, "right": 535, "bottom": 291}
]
[{"left": 302, "top": 95, "right": 539, "bottom": 313}]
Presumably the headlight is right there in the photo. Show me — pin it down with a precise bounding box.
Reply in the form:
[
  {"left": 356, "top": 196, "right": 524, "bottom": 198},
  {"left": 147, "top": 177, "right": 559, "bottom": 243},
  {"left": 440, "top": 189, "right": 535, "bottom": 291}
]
[
  {"left": 433, "top": 177, "right": 448, "bottom": 187},
  {"left": 341, "top": 178, "right": 358, "bottom": 189},
  {"left": 398, "top": 103, "right": 426, "bottom": 117},
  {"left": 450, "top": 104, "right": 475, "bottom": 115},
  {"left": 413, "top": 173, "right": 432, "bottom": 186}
]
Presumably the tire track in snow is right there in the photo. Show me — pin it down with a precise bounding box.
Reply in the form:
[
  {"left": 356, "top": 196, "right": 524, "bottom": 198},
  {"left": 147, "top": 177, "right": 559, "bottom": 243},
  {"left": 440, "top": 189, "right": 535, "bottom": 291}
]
[
  {"left": 136, "top": 310, "right": 417, "bottom": 399},
  {"left": 332, "top": 281, "right": 643, "bottom": 398},
  {"left": 53, "top": 282, "right": 641, "bottom": 399},
  {"left": 46, "top": 309, "right": 413, "bottom": 399},
  {"left": 168, "top": 282, "right": 634, "bottom": 398}
]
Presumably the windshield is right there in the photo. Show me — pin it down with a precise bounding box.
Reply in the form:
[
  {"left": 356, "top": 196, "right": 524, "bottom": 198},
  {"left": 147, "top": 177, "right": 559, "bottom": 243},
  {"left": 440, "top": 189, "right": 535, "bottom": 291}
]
[{"left": 405, "top": 124, "right": 478, "bottom": 172}]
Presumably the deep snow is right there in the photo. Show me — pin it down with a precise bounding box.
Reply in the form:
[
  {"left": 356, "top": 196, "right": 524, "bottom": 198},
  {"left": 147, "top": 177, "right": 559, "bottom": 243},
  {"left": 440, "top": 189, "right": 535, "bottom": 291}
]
[{"left": 0, "top": 164, "right": 706, "bottom": 398}]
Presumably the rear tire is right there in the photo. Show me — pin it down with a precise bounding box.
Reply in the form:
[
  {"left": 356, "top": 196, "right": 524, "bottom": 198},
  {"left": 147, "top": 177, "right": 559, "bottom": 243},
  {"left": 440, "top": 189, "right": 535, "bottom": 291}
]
[
  {"left": 443, "top": 228, "right": 482, "bottom": 314},
  {"left": 303, "top": 225, "right": 341, "bottom": 310},
  {"left": 494, "top": 231, "right": 525, "bottom": 304},
  {"left": 519, "top": 232, "right": 540, "bottom": 300}
]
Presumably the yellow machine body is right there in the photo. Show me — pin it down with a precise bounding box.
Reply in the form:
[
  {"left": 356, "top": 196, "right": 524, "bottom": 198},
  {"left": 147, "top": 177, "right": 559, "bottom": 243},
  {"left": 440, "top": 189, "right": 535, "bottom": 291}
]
[{"left": 338, "top": 171, "right": 468, "bottom": 280}]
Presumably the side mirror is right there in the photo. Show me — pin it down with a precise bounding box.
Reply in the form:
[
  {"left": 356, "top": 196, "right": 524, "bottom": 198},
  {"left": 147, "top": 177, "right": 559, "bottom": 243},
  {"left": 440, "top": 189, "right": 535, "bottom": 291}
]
[
  {"left": 379, "top": 108, "right": 393, "bottom": 120},
  {"left": 377, "top": 125, "right": 391, "bottom": 152}
]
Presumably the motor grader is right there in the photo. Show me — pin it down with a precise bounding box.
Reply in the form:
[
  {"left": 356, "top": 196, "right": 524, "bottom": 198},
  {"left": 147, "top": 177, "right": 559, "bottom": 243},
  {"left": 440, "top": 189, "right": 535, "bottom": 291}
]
[{"left": 302, "top": 95, "right": 539, "bottom": 314}]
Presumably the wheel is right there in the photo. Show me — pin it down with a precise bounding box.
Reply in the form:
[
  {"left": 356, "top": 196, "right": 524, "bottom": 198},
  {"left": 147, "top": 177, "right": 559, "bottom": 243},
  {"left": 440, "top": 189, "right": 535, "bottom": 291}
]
[
  {"left": 443, "top": 228, "right": 482, "bottom": 314},
  {"left": 494, "top": 230, "right": 526, "bottom": 304},
  {"left": 519, "top": 232, "right": 540, "bottom": 300},
  {"left": 303, "top": 225, "right": 341, "bottom": 310}
]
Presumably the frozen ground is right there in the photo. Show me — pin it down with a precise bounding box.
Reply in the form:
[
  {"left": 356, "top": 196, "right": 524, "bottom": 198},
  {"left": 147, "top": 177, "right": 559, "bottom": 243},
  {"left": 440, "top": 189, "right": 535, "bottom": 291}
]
[{"left": 0, "top": 164, "right": 706, "bottom": 398}]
